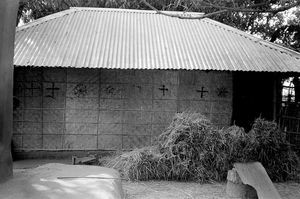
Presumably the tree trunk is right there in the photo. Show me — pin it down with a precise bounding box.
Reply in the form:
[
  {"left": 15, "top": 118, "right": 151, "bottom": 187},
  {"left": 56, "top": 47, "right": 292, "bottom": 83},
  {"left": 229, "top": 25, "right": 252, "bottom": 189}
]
[{"left": 0, "top": 0, "right": 19, "bottom": 183}]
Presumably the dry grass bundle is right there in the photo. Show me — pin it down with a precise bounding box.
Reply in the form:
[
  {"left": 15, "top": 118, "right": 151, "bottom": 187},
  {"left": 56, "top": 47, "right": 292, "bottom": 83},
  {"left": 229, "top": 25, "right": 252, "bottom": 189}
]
[
  {"left": 105, "top": 146, "right": 161, "bottom": 180},
  {"left": 240, "top": 118, "right": 300, "bottom": 181},
  {"left": 105, "top": 113, "right": 300, "bottom": 182},
  {"left": 156, "top": 112, "right": 229, "bottom": 182}
]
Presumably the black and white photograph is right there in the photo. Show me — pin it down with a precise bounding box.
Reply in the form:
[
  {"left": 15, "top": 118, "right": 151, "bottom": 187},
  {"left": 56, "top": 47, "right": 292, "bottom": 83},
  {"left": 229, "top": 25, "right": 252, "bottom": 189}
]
[{"left": 0, "top": 0, "right": 300, "bottom": 198}]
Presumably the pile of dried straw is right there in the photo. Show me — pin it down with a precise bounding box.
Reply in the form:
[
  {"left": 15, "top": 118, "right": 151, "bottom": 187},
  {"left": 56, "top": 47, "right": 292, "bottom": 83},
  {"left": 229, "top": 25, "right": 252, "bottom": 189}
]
[{"left": 106, "top": 113, "right": 300, "bottom": 182}]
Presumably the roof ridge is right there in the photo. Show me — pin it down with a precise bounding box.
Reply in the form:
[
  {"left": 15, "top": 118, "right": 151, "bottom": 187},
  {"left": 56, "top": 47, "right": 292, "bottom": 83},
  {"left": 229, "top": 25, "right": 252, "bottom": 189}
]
[
  {"left": 16, "top": 9, "right": 76, "bottom": 32},
  {"left": 70, "top": 7, "right": 204, "bottom": 15},
  {"left": 16, "top": 7, "right": 205, "bottom": 32},
  {"left": 203, "top": 18, "right": 300, "bottom": 59}
]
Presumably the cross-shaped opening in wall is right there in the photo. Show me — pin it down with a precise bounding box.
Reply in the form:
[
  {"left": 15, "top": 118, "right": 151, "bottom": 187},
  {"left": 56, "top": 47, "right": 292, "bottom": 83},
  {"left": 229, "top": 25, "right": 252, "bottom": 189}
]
[
  {"left": 25, "top": 82, "right": 41, "bottom": 97},
  {"left": 196, "top": 86, "right": 209, "bottom": 98},
  {"left": 159, "top": 85, "right": 169, "bottom": 96},
  {"left": 46, "top": 82, "right": 60, "bottom": 99}
]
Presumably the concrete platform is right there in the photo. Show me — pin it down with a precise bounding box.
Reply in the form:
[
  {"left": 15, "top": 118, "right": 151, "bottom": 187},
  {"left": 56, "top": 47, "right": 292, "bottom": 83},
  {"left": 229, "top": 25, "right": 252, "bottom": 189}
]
[
  {"left": 0, "top": 163, "right": 124, "bottom": 199},
  {"left": 13, "top": 159, "right": 70, "bottom": 169}
]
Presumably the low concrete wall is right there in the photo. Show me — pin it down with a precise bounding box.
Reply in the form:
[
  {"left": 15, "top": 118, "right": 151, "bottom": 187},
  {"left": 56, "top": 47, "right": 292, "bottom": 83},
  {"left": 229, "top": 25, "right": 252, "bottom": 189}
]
[{"left": 13, "top": 68, "right": 233, "bottom": 151}]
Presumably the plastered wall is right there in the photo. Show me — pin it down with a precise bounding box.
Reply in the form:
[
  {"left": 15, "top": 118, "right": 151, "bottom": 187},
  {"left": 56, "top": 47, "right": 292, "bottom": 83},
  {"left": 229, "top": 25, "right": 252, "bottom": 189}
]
[{"left": 12, "top": 68, "right": 232, "bottom": 151}]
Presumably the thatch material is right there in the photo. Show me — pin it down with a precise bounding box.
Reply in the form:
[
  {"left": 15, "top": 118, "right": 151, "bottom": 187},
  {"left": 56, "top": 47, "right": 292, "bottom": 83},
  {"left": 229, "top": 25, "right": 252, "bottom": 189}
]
[
  {"left": 156, "top": 113, "right": 229, "bottom": 182},
  {"left": 240, "top": 118, "right": 300, "bottom": 181},
  {"left": 105, "top": 113, "right": 300, "bottom": 182},
  {"left": 105, "top": 146, "right": 162, "bottom": 180}
]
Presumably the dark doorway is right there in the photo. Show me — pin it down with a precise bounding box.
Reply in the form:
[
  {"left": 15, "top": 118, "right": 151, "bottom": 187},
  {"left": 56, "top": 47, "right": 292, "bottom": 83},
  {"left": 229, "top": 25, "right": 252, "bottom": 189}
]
[{"left": 232, "top": 72, "right": 275, "bottom": 131}]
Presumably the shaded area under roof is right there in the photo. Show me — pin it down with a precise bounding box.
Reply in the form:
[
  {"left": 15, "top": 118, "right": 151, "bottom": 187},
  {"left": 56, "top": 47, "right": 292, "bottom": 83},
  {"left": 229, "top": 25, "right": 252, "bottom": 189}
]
[{"left": 14, "top": 7, "right": 300, "bottom": 72}]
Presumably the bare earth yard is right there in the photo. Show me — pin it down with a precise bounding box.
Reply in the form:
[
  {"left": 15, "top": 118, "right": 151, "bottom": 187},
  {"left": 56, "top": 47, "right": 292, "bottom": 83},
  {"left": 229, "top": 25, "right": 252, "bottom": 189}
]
[
  {"left": 123, "top": 181, "right": 300, "bottom": 199},
  {"left": 8, "top": 160, "right": 300, "bottom": 199}
]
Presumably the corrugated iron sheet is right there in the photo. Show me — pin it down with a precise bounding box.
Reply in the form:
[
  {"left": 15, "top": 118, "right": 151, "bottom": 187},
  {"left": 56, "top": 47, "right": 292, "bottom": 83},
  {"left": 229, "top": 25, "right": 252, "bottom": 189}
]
[{"left": 14, "top": 7, "right": 300, "bottom": 72}]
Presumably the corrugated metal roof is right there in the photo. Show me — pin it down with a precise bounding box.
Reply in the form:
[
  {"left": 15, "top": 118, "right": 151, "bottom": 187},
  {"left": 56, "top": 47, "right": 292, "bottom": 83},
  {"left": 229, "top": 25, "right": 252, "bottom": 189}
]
[{"left": 14, "top": 7, "right": 300, "bottom": 72}]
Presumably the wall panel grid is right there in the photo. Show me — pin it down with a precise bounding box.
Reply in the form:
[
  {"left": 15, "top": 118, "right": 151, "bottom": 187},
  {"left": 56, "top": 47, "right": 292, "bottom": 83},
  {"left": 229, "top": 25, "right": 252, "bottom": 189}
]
[{"left": 12, "top": 68, "right": 233, "bottom": 151}]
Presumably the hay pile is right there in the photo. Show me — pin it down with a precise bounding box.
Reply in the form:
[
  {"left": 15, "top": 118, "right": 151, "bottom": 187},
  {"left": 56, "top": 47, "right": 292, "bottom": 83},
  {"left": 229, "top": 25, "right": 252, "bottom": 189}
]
[
  {"left": 106, "top": 113, "right": 300, "bottom": 182},
  {"left": 240, "top": 118, "right": 300, "bottom": 181}
]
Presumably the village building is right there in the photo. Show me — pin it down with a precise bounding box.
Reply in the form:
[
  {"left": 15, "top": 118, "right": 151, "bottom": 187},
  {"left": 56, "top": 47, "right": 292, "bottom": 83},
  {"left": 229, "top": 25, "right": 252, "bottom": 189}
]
[{"left": 12, "top": 7, "right": 300, "bottom": 155}]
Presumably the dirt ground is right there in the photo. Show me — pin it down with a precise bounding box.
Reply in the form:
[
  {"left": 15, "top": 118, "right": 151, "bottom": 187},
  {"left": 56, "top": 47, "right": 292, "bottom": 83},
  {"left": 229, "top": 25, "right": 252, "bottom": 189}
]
[
  {"left": 123, "top": 181, "right": 300, "bottom": 199},
  {"left": 8, "top": 160, "right": 300, "bottom": 199}
]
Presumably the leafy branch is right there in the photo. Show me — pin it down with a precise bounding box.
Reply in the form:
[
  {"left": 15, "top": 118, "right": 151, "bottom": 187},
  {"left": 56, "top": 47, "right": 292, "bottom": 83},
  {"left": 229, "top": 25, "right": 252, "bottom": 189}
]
[{"left": 141, "top": 0, "right": 300, "bottom": 19}]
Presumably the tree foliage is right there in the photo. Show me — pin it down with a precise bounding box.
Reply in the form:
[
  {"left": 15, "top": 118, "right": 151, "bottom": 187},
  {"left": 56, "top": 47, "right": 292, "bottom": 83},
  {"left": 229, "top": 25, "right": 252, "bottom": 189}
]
[{"left": 18, "top": 0, "right": 300, "bottom": 51}]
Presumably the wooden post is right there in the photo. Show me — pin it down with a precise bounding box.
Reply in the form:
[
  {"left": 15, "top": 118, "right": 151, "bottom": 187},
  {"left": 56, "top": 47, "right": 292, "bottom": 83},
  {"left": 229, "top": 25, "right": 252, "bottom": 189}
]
[
  {"left": 272, "top": 73, "right": 279, "bottom": 121},
  {"left": 0, "top": 0, "right": 19, "bottom": 183}
]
